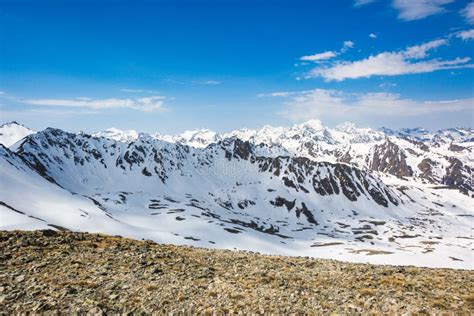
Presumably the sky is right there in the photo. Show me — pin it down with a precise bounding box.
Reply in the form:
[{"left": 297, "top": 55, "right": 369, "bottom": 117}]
[{"left": 0, "top": 0, "right": 473, "bottom": 134}]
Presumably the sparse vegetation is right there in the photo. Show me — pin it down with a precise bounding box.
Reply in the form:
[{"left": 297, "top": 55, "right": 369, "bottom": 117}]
[{"left": 0, "top": 230, "right": 472, "bottom": 314}]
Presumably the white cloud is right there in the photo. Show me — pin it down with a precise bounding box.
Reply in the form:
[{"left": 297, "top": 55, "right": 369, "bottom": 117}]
[
  {"left": 312, "top": 55, "right": 470, "bottom": 81},
  {"left": 22, "top": 96, "right": 166, "bottom": 112},
  {"left": 343, "top": 41, "right": 354, "bottom": 49},
  {"left": 257, "top": 90, "right": 313, "bottom": 98},
  {"left": 277, "top": 89, "right": 473, "bottom": 122},
  {"left": 192, "top": 80, "right": 222, "bottom": 85},
  {"left": 369, "top": 33, "right": 377, "bottom": 39},
  {"left": 299, "top": 41, "right": 354, "bottom": 64},
  {"left": 378, "top": 82, "right": 397, "bottom": 89},
  {"left": 0, "top": 92, "right": 18, "bottom": 101},
  {"left": 462, "top": 1, "right": 474, "bottom": 24},
  {"left": 306, "top": 38, "right": 472, "bottom": 81},
  {"left": 300, "top": 51, "right": 337, "bottom": 62},
  {"left": 341, "top": 41, "right": 355, "bottom": 52},
  {"left": 202, "top": 80, "right": 221, "bottom": 85},
  {"left": 121, "top": 88, "right": 144, "bottom": 93},
  {"left": 392, "top": 0, "right": 453, "bottom": 21},
  {"left": 120, "top": 88, "right": 158, "bottom": 94},
  {"left": 0, "top": 109, "right": 99, "bottom": 118},
  {"left": 403, "top": 38, "right": 446, "bottom": 58},
  {"left": 258, "top": 92, "right": 292, "bottom": 98},
  {"left": 354, "top": 0, "right": 376, "bottom": 7},
  {"left": 457, "top": 29, "right": 474, "bottom": 41}
]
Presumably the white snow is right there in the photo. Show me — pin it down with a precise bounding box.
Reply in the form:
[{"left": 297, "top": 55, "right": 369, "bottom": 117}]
[
  {"left": 0, "top": 122, "right": 35, "bottom": 147},
  {"left": 0, "top": 121, "right": 472, "bottom": 269}
]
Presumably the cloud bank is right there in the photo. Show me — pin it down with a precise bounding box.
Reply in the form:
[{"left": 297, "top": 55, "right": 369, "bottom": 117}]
[
  {"left": 299, "top": 41, "right": 355, "bottom": 64},
  {"left": 22, "top": 96, "right": 166, "bottom": 112},
  {"left": 305, "top": 38, "right": 472, "bottom": 81},
  {"left": 269, "top": 89, "right": 474, "bottom": 122},
  {"left": 457, "top": 29, "right": 474, "bottom": 41},
  {"left": 462, "top": 1, "right": 474, "bottom": 24},
  {"left": 393, "top": 0, "right": 453, "bottom": 21}
]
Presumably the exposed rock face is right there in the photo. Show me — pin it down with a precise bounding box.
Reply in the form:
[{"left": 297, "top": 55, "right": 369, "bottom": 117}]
[
  {"left": 337, "top": 150, "right": 353, "bottom": 164},
  {"left": 271, "top": 197, "right": 296, "bottom": 210},
  {"left": 295, "top": 202, "right": 318, "bottom": 225},
  {"left": 369, "top": 140, "right": 413, "bottom": 178},
  {"left": 228, "top": 138, "right": 253, "bottom": 160},
  {"left": 418, "top": 158, "right": 438, "bottom": 183},
  {"left": 449, "top": 143, "right": 466, "bottom": 152},
  {"left": 253, "top": 155, "right": 397, "bottom": 207},
  {"left": 443, "top": 157, "right": 472, "bottom": 195},
  {"left": 403, "top": 137, "right": 429, "bottom": 152},
  {"left": 312, "top": 162, "right": 398, "bottom": 207}
]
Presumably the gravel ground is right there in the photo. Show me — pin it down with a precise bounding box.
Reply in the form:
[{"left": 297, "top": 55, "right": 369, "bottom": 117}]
[{"left": 0, "top": 230, "right": 473, "bottom": 314}]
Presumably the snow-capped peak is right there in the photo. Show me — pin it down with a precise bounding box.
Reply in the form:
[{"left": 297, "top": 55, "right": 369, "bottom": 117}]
[
  {"left": 378, "top": 127, "right": 396, "bottom": 135},
  {"left": 378, "top": 126, "right": 473, "bottom": 144},
  {"left": 0, "top": 121, "right": 35, "bottom": 147},
  {"left": 155, "top": 129, "right": 220, "bottom": 148},
  {"left": 296, "top": 119, "right": 325, "bottom": 131},
  {"left": 332, "top": 123, "right": 385, "bottom": 144},
  {"left": 334, "top": 122, "right": 358, "bottom": 133},
  {"left": 93, "top": 128, "right": 144, "bottom": 143},
  {"left": 180, "top": 129, "right": 217, "bottom": 141}
]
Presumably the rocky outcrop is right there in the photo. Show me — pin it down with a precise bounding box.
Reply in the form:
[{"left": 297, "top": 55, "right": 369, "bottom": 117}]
[
  {"left": 443, "top": 157, "right": 472, "bottom": 196},
  {"left": 369, "top": 140, "right": 413, "bottom": 178},
  {"left": 417, "top": 158, "right": 438, "bottom": 183},
  {"left": 449, "top": 143, "right": 466, "bottom": 152},
  {"left": 312, "top": 162, "right": 398, "bottom": 207}
]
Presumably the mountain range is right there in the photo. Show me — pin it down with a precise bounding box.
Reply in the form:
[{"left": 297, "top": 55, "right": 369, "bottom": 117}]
[{"left": 0, "top": 120, "right": 472, "bottom": 269}]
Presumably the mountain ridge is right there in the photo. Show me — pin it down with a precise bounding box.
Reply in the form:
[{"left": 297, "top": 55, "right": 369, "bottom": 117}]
[{"left": 0, "top": 121, "right": 472, "bottom": 269}]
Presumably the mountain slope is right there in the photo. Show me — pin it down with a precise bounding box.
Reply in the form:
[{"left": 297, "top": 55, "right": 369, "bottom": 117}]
[
  {"left": 0, "top": 121, "right": 35, "bottom": 147},
  {"left": 1, "top": 122, "right": 472, "bottom": 268},
  {"left": 2, "top": 230, "right": 473, "bottom": 314},
  {"left": 142, "top": 120, "right": 473, "bottom": 196}
]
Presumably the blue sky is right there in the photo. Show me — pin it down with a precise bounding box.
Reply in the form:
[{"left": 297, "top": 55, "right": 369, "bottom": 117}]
[{"left": 0, "top": 0, "right": 473, "bottom": 134}]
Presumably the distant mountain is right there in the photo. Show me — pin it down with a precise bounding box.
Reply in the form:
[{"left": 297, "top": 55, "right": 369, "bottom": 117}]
[
  {"left": 93, "top": 128, "right": 153, "bottom": 143},
  {"left": 0, "top": 121, "right": 35, "bottom": 147},
  {"left": 1, "top": 120, "right": 472, "bottom": 268},
  {"left": 379, "top": 126, "right": 474, "bottom": 144},
  {"left": 155, "top": 129, "right": 219, "bottom": 148},
  {"left": 127, "top": 120, "right": 472, "bottom": 196}
]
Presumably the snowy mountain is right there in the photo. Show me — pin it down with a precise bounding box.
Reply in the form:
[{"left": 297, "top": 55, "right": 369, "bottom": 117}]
[
  {"left": 1, "top": 121, "right": 472, "bottom": 269},
  {"left": 219, "top": 122, "right": 472, "bottom": 195},
  {"left": 139, "top": 120, "right": 472, "bottom": 197},
  {"left": 0, "top": 121, "right": 35, "bottom": 147},
  {"left": 155, "top": 129, "right": 220, "bottom": 148},
  {"left": 93, "top": 128, "right": 153, "bottom": 143}
]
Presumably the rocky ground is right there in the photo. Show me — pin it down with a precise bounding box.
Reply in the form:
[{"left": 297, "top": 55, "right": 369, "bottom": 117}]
[{"left": 0, "top": 230, "right": 473, "bottom": 314}]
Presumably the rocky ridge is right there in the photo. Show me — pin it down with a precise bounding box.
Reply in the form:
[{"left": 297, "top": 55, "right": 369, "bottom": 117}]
[{"left": 97, "top": 120, "right": 473, "bottom": 196}]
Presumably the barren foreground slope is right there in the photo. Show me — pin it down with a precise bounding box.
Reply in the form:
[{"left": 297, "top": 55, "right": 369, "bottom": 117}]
[{"left": 0, "top": 230, "right": 473, "bottom": 314}]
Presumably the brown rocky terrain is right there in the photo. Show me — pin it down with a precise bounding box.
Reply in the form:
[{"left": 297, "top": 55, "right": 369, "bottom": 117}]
[{"left": 0, "top": 230, "right": 473, "bottom": 314}]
